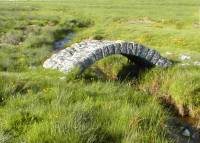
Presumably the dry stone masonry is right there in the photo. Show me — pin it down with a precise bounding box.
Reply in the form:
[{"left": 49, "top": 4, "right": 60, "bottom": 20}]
[{"left": 43, "top": 40, "right": 172, "bottom": 73}]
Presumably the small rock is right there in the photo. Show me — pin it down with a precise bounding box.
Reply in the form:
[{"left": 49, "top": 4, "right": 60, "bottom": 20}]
[
  {"left": 193, "top": 61, "right": 200, "bottom": 66},
  {"left": 180, "top": 55, "right": 191, "bottom": 61},
  {"left": 182, "top": 128, "right": 191, "bottom": 137}
]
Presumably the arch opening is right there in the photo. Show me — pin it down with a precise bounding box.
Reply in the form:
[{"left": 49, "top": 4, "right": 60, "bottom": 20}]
[{"left": 80, "top": 54, "right": 153, "bottom": 82}]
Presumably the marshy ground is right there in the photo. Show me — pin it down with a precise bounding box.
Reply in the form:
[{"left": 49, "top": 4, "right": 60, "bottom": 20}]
[{"left": 0, "top": 0, "right": 200, "bottom": 142}]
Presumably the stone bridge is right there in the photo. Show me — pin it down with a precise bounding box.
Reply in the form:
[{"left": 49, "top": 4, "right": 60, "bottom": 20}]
[{"left": 43, "top": 40, "right": 172, "bottom": 73}]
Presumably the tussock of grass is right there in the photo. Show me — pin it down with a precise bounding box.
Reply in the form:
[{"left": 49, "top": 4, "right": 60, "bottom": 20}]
[
  {"left": 0, "top": 14, "right": 93, "bottom": 72},
  {"left": 139, "top": 67, "right": 200, "bottom": 126},
  {"left": 0, "top": 70, "right": 172, "bottom": 143}
]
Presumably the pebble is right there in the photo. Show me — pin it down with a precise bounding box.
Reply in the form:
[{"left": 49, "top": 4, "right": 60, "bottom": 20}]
[
  {"left": 182, "top": 128, "right": 191, "bottom": 137},
  {"left": 180, "top": 55, "right": 191, "bottom": 61}
]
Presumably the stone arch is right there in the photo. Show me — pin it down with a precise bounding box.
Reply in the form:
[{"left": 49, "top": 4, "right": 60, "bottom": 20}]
[{"left": 43, "top": 40, "right": 172, "bottom": 73}]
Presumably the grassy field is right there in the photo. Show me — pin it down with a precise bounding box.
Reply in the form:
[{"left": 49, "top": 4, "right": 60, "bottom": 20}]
[{"left": 0, "top": 0, "right": 200, "bottom": 142}]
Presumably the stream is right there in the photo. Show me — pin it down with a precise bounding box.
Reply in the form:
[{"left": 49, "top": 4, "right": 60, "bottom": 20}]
[
  {"left": 52, "top": 33, "right": 200, "bottom": 143},
  {"left": 53, "top": 32, "right": 75, "bottom": 50}
]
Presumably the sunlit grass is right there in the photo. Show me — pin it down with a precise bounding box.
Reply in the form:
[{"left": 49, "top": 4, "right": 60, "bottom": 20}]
[{"left": 0, "top": 0, "right": 200, "bottom": 142}]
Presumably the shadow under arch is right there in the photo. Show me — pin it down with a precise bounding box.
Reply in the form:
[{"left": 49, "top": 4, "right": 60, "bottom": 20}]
[{"left": 80, "top": 54, "right": 153, "bottom": 82}]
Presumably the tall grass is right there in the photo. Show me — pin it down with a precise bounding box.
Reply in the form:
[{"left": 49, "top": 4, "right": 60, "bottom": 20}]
[
  {"left": 0, "top": 0, "right": 200, "bottom": 142},
  {"left": 139, "top": 67, "right": 200, "bottom": 126},
  {"left": 0, "top": 69, "right": 173, "bottom": 143}
]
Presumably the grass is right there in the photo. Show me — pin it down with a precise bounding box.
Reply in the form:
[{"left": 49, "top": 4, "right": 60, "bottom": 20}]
[
  {"left": 139, "top": 67, "right": 200, "bottom": 121},
  {"left": 0, "top": 0, "right": 200, "bottom": 142},
  {"left": 0, "top": 69, "right": 173, "bottom": 143}
]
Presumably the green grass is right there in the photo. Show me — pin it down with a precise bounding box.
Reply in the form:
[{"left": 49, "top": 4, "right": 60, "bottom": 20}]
[
  {"left": 139, "top": 67, "right": 200, "bottom": 119},
  {"left": 0, "top": 0, "right": 200, "bottom": 142},
  {"left": 0, "top": 69, "right": 173, "bottom": 143}
]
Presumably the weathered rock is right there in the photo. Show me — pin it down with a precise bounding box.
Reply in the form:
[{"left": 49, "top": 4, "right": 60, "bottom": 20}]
[
  {"left": 182, "top": 128, "right": 191, "bottom": 137},
  {"left": 180, "top": 55, "right": 191, "bottom": 61},
  {"left": 43, "top": 40, "right": 172, "bottom": 73}
]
